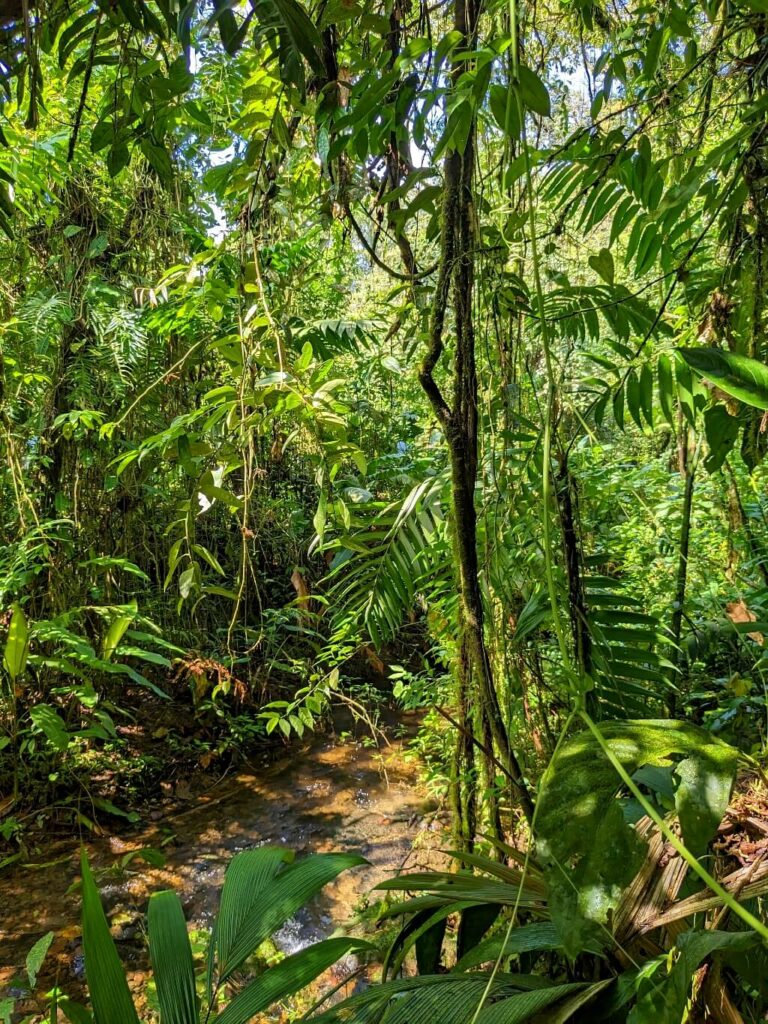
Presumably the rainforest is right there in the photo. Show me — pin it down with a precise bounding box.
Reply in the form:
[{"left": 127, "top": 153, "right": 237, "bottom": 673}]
[{"left": 1, "top": 0, "right": 768, "bottom": 1018}]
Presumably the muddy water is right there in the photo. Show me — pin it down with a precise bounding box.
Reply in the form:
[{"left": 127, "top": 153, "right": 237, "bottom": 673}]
[{"left": 0, "top": 713, "right": 447, "bottom": 1018}]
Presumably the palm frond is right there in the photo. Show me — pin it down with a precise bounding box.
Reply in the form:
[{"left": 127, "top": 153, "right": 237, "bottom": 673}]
[
  {"left": 325, "top": 473, "right": 450, "bottom": 648},
  {"left": 308, "top": 973, "right": 590, "bottom": 1024},
  {"left": 211, "top": 848, "right": 367, "bottom": 986},
  {"left": 584, "top": 568, "right": 674, "bottom": 717},
  {"left": 147, "top": 891, "right": 198, "bottom": 1024},
  {"left": 80, "top": 851, "right": 139, "bottom": 1024}
]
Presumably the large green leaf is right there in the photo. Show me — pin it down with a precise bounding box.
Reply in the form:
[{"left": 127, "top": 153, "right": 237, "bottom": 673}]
[
  {"left": 102, "top": 604, "right": 136, "bottom": 662},
  {"left": 80, "top": 851, "right": 139, "bottom": 1024},
  {"left": 703, "top": 403, "right": 740, "bottom": 472},
  {"left": 517, "top": 65, "right": 551, "bottom": 117},
  {"left": 214, "top": 937, "right": 372, "bottom": 1024},
  {"left": 30, "top": 704, "right": 70, "bottom": 751},
  {"left": 535, "top": 721, "right": 738, "bottom": 958},
  {"left": 628, "top": 930, "right": 757, "bottom": 1024},
  {"left": 270, "top": 0, "right": 325, "bottom": 76},
  {"left": 678, "top": 347, "right": 768, "bottom": 411},
  {"left": 213, "top": 848, "right": 367, "bottom": 984},
  {"left": 3, "top": 603, "right": 28, "bottom": 681},
  {"left": 212, "top": 846, "right": 292, "bottom": 986},
  {"left": 147, "top": 890, "right": 198, "bottom": 1024},
  {"left": 25, "top": 931, "right": 54, "bottom": 987}
]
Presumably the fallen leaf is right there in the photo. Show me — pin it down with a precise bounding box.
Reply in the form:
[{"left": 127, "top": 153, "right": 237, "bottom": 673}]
[{"left": 726, "top": 599, "right": 764, "bottom": 645}]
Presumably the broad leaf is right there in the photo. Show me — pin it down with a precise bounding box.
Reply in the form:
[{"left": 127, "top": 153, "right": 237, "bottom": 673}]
[
  {"left": 26, "top": 930, "right": 54, "bottom": 987},
  {"left": 518, "top": 66, "right": 551, "bottom": 117},
  {"left": 703, "top": 404, "right": 740, "bottom": 472},
  {"left": 678, "top": 347, "right": 768, "bottom": 411},
  {"left": 102, "top": 606, "right": 136, "bottom": 661},
  {"left": 3, "top": 603, "right": 28, "bottom": 681},
  {"left": 535, "top": 720, "right": 738, "bottom": 957},
  {"left": 588, "top": 248, "right": 614, "bottom": 285},
  {"left": 30, "top": 704, "right": 70, "bottom": 751}
]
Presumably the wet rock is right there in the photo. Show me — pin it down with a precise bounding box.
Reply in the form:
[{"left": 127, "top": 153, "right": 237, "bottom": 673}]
[{"left": 127, "top": 970, "right": 143, "bottom": 992}]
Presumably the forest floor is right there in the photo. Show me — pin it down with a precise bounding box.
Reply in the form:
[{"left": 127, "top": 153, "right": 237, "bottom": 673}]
[{"left": 0, "top": 709, "right": 448, "bottom": 1020}]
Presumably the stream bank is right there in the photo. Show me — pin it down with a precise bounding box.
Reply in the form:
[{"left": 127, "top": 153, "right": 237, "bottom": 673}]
[{"left": 0, "top": 711, "right": 448, "bottom": 1020}]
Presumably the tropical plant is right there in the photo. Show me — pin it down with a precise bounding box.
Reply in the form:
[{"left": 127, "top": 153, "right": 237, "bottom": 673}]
[
  {"left": 69, "top": 846, "right": 371, "bottom": 1024},
  {"left": 316, "top": 722, "right": 768, "bottom": 1023},
  {"left": 4, "top": 0, "right": 768, "bottom": 1016}
]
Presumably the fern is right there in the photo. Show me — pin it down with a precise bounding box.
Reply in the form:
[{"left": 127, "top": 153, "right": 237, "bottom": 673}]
[
  {"left": 542, "top": 284, "right": 669, "bottom": 345},
  {"left": 88, "top": 304, "right": 148, "bottom": 387},
  {"left": 294, "top": 317, "right": 380, "bottom": 358},
  {"left": 13, "top": 290, "right": 73, "bottom": 355}
]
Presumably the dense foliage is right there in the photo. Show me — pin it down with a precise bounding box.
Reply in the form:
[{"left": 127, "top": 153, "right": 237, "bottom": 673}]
[{"left": 3, "top": 0, "right": 768, "bottom": 1016}]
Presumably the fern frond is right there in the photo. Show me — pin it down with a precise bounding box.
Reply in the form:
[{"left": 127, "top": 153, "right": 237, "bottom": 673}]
[
  {"left": 13, "top": 290, "right": 73, "bottom": 354},
  {"left": 294, "top": 318, "right": 380, "bottom": 358},
  {"left": 89, "top": 305, "right": 148, "bottom": 386},
  {"left": 538, "top": 285, "right": 669, "bottom": 344}
]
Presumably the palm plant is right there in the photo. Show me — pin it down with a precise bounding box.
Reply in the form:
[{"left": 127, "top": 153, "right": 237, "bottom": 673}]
[
  {"left": 69, "top": 846, "right": 371, "bottom": 1024},
  {"left": 322, "top": 473, "right": 451, "bottom": 651},
  {"left": 42, "top": 729, "right": 768, "bottom": 1024}
]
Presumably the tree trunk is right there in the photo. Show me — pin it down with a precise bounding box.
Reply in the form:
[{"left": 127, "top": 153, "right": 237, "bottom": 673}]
[{"left": 418, "top": 0, "right": 534, "bottom": 828}]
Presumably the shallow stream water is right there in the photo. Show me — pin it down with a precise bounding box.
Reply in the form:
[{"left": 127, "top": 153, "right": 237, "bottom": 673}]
[{"left": 0, "top": 712, "right": 446, "bottom": 1019}]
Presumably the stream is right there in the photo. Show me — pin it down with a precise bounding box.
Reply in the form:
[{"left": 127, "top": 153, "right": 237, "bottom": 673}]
[{"left": 0, "top": 711, "right": 446, "bottom": 1019}]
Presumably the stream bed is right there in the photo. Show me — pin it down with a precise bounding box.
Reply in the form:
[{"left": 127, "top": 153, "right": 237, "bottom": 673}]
[{"left": 0, "top": 712, "right": 447, "bottom": 1019}]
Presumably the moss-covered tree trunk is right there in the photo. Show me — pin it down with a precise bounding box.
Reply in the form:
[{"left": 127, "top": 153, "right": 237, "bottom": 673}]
[{"left": 419, "top": 0, "right": 534, "bottom": 831}]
